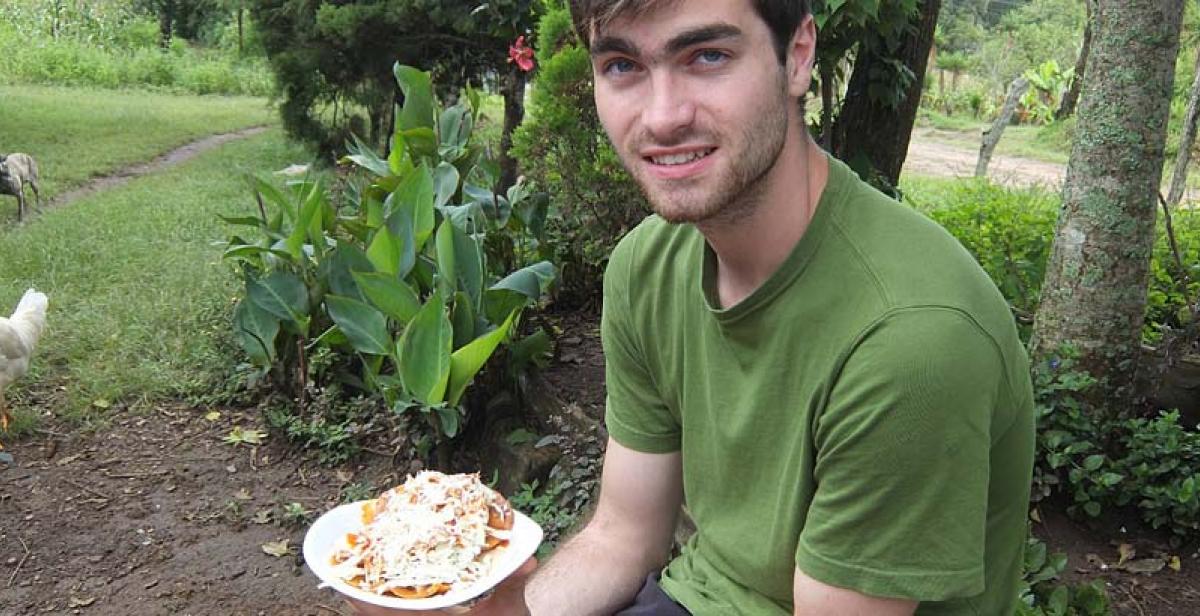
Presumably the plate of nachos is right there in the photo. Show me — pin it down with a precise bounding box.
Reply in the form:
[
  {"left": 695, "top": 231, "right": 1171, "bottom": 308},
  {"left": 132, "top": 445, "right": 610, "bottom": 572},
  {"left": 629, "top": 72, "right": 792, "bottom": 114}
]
[{"left": 303, "top": 470, "right": 543, "bottom": 610}]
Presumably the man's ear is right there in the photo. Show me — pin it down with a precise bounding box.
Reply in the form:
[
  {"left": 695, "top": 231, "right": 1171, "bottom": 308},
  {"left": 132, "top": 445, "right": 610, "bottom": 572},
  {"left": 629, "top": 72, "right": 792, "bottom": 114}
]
[{"left": 785, "top": 15, "right": 817, "bottom": 98}]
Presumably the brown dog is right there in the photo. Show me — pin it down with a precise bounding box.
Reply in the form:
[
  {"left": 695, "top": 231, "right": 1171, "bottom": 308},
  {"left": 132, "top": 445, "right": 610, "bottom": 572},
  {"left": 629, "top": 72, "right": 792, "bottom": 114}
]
[{"left": 0, "top": 153, "right": 41, "bottom": 221}]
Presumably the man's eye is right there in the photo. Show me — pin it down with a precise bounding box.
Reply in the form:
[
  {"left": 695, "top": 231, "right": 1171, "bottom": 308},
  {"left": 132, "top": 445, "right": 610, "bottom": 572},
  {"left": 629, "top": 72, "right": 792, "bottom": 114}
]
[
  {"left": 695, "top": 50, "right": 728, "bottom": 65},
  {"left": 604, "top": 58, "right": 638, "bottom": 75}
]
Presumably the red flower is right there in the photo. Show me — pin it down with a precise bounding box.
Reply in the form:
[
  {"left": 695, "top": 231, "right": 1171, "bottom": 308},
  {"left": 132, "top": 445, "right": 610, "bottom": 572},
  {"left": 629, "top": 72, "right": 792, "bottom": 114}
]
[{"left": 508, "top": 35, "right": 535, "bottom": 72}]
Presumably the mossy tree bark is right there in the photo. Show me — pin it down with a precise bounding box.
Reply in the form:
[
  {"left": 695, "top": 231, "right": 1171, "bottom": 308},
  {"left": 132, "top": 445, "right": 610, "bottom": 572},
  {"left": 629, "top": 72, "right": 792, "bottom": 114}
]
[{"left": 1030, "top": 0, "right": 1185, "bottom": 416}]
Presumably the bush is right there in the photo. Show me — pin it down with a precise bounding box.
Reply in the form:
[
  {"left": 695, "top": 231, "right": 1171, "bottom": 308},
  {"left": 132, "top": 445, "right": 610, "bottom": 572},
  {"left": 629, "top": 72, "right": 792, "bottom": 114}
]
[
  {"left": 510, "top": 3, "right": 648, "bottom": 306},
  {"left": 907, "top": 180, "right": 1058, "bottom": 335},
  {"left": 1032, "top": 351, "right": 1200, "bottom": 540},
  {"left": 224, "top": 66, "right": 555, "bottom": 447}
]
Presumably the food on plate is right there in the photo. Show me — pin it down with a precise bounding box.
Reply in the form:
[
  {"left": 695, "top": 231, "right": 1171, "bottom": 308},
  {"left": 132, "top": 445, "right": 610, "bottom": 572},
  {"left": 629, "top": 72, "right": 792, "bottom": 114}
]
[{"left": 328, "top": 470, "right": 515, "bottom": 599}]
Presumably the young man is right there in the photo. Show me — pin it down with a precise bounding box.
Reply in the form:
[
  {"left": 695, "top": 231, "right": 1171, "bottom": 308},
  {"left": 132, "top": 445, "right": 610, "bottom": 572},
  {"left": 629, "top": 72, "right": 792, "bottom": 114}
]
[{"left": 352, "top": 1, "right": 1034, "bottom": 614}]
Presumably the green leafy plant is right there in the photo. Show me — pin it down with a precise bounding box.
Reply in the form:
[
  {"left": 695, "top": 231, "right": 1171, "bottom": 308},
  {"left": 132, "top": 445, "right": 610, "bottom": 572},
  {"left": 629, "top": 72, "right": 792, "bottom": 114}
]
[
  {"left": 1032, "top": 350, "right": 1200, "bottom": 539},
  {"left": 1017, "top": 536, "right": 1110, "bottom": 616},
  {"left": 224, "top": 64, "right": 556, "bottom": 442}
]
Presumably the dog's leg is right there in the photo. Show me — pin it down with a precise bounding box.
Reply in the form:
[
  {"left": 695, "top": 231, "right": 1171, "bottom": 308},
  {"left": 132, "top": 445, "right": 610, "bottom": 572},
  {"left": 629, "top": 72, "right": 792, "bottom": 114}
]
[
  {"left": 29, "top": 179, "right": 40, "bottom": 210},
  {"left": 16, "top": 188, "right": 24, "bottom": 222}
]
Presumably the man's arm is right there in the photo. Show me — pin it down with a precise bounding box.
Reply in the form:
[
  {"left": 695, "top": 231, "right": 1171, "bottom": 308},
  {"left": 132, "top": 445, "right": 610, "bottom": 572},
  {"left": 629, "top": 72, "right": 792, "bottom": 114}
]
[
  {"left": 525, "top": 437, "right": 683, "bottom": 616},
  {"left": 793, "top": 567, "right": 917, "bottom": 616}
]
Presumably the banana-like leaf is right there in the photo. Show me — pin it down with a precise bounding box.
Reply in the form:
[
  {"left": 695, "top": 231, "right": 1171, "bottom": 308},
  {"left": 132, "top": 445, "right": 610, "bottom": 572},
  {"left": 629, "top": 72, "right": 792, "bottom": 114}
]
[
  {"left": 435, "top": 219, "right": 458, "bottom": 301},
  {"left": 233, "top": 298, "right": 279, "bottom": 366},
  {"left": 394, "top": 64, "right": 434, "bottom": 131},
  {"left": 326, "top": 295, "right": 392, "bottom": 356},
  {"left": 395, "top": 164, "right": 435, "bottom": 252},
  {"left": 325, "top": 242, "right": 373, "bottom": 301},
  {"left": 247, "top": 270, "right": 310, "bottom": 335},
  {"left": 451, "top": 291, "right": 476, "bottom": 350},
  {"left": 253, "top": 175, "right": 296, "bottom": 223},
  {"left": 491, "top": 261, "right": 556, "bottom": 300},
  {"left": 353, "top": 271, "right": 421, "bottom": 323},
  {"left": 342, "top": 134, "right": 391, "bottom": 177},
  {"left": 447, "top": 309, "right": 518, "bottom": 406},
  {"left": 398, "top": 291, "right": 452, "bottom": 405},
  {"left": 433, "top": 162, "right": 460, "bottom": 208},
  {"left": 285, "top": 180, "right": 324, "bottom": 259}
]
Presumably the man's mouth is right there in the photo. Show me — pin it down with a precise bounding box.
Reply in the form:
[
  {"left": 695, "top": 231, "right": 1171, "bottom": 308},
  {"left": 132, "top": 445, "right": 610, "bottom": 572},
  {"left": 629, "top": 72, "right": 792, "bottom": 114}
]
[{"left": 646, "top": 148, "right": 716, "bottom": 166}]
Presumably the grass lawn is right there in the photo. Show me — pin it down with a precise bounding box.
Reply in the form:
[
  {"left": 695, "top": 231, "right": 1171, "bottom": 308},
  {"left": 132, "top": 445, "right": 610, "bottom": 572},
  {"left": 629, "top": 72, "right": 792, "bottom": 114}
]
[
  {"left": 0, "top": 84, "right": 273, "bottom": 209},
  {"left": 0, "top": 127, "right": 315, "bottom": 426}
]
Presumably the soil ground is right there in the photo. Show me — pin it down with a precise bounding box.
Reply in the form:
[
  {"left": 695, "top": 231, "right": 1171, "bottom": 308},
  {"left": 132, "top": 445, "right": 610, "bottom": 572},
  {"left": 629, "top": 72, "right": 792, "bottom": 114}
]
[{"left": 3, "top": 131, "right": 1199, "bottom": 615}]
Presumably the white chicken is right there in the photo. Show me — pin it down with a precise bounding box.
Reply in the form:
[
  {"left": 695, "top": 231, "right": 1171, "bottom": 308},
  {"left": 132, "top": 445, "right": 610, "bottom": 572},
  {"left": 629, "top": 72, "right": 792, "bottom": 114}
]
[{"left": 0, "top": 288, "right": 49, "bottom": 458}]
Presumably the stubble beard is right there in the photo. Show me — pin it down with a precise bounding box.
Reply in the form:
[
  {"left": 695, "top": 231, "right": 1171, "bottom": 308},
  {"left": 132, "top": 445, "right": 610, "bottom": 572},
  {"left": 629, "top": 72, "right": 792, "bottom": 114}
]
[{"left": 626, "top": 75, "right": 791, "bottom": 226}]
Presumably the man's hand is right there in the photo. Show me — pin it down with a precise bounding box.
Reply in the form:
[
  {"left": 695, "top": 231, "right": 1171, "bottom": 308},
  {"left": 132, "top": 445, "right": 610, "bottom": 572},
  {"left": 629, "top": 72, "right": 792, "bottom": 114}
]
[{"left": 345, "top": 557, "right": 536, "bottom": 616}]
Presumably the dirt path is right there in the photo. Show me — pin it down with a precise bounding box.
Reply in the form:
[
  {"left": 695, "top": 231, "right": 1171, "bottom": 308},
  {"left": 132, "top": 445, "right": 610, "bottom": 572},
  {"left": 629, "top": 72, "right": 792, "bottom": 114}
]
[
  {"left": 1, "top": 404, "right": 394, "bottom": 615},
  {"left": 904, "top": 127, "right": 1067, "bottom": 188},
  {"left": 43, "top": 126, "right": 269, "bottom": 210}
]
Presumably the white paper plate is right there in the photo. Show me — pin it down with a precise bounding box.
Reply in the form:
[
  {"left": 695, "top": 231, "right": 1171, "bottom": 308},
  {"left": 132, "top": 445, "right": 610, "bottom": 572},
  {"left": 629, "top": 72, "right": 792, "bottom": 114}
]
[{"left": 303, "top": 500, "right": 543, "bottom": 610}]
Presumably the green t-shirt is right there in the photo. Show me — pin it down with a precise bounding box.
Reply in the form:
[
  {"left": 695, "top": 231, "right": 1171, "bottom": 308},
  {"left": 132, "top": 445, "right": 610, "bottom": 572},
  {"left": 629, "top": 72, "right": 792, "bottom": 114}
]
[{"left": 601, "top": 156, "right": 1035, "bottom": 615}]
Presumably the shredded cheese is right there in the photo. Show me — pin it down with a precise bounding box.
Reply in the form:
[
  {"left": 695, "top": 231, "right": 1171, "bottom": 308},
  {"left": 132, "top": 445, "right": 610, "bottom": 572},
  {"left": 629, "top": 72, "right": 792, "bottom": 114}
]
[{"left": 329, "top": 471, "right": 511, "bottom": 597}]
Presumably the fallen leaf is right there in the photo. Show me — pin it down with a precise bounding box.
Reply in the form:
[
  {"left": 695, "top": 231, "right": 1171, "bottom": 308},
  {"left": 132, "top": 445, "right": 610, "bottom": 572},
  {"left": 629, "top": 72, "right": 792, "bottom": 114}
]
[
  {"left": 1120, "top": 558, "right": 1165, "bottom": 574},
  {"left": 234, "top": 488, "right": 253, "bottom": 501},
  {"left": 205, "top": 411, "right": 221, "bottom": 422},
  {"left": 336, "top": 470, "right": 354, "bottom": 484},
  {"left": 1029, "top": 508, "right": 1042, "bottom": 523},
  {"left": 262, "top": 540, "right": 291, "bottom": 557},
  {"left": 252, "top": 510, "right": 273, "bottom": 524},
  {"left": 92, "top": 399, "right": 110, "bottom": 410},
  {"left": 1169, "top": 555, "right": 1182, "bottom": 572},
  {"left": 68, "top": 596, "right": 96, "bottom": 608},
  {"left": 1118, "top": 543, "right": 1136, "bottom": 566}
]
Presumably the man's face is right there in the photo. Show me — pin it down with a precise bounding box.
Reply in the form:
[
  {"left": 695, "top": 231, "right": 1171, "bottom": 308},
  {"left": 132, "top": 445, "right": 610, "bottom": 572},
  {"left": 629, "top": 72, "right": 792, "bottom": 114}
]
[{"left": 589, "top": 0, "right": 808, "bottom": 224}]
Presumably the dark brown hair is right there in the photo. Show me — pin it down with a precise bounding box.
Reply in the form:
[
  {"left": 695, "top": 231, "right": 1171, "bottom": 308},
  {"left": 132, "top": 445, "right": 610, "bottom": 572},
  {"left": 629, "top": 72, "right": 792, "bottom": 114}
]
[{"left": 569, "top": 0, "right": 811, "bottom": 63}]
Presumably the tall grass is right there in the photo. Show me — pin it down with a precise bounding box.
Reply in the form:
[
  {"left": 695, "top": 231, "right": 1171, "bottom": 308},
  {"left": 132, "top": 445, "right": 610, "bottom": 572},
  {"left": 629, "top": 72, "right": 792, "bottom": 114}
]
[
  {"left": 0, "top": 129, "right": 316, "bottom": 423},
  {"left": 0, "top": 1, "right": 272, "bottom": 96},
  {"left": 0, "top": 84, "right": 273, "bottom": 205}
]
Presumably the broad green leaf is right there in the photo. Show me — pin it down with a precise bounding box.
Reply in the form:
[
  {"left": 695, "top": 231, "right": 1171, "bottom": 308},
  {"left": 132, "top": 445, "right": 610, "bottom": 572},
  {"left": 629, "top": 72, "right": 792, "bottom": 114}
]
[
  {"left": 491, "top": 261, "right": 556, "bottom": 300},
  {"left": 394, "top": 64, "right": 434, "bottom": 131},
  {"left": 436, "top": 406, "right": 461, "bottom": 438},
  {"left": 353, "top": 272, "right": 421, "bottom": 323},
  {"left": 400, "top": 127, "right": 438, "bottom": 160},
  {"left": 388, "top": 130, "right": 411, "bottom": 176},
  {"left": 433, "top": 162, "right": 460, "bottom": 208},
  {"left": 436, "top": 219, "right": 458, "bottom": 301},
  {"left": 447, "top": 309, "right": 518, "bottom": 406},
  {"left": 439, "top": 104, "right": 471, "bottom": 150},
  {"left": 325, "top": 242, "right": 374, "bottom": 300},
  {"left": 311, "top": 324, "right": 349, "bottom": 348},
  {"left": 341, "top": 134, "right": 391, "bottom": 177},
  {"left": 451, "top": 291, "right": 476, "bottom": 349},
  {"left": 326, "top": 295, "right": 392, "bottom": 356},
  {"left": 398, "top": 291, "right": 452, "bottom": 405},
  {"left": 223, "top": 244, "right": 272, "bottom": 262},
  {"left": 233, "top": 299, "right": 279, "bottom": 366},
  {"left": 439, "top": 202, "right": 485, "bottom": 230},
  {"left": 285, "top": 179, "right": 324, "bottom": 259},
  {"left": 515, "top": 192, "right": 550, "bottom": 239},
  {"left": 1083, "top": 454, "right": 1105, "bottom": 471},
  {"left": 383, "top": 192, "right": 417, "bottom": 277},
  {"left": 393, "top": 164, "right": 435, "bottom": 251},
  {"left": 248, "top": 271, "right": 309, "bottom": 334},
  {"left": 367, "top": 226, "right": 401, "bottom": 275},
  {"left": 483, "top": 288, "right": 530, "bottom": 325}
]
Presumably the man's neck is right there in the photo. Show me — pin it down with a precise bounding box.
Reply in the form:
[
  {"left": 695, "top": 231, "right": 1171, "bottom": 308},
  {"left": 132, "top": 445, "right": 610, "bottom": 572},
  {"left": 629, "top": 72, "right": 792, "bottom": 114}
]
[{"left": 698, "top": 135, "right": 828, "bottom": 310}]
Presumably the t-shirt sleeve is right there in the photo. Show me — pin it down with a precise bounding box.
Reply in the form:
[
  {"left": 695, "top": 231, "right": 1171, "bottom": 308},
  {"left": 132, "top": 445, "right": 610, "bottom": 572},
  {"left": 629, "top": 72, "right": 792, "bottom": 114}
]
[
  {"left": 795, "top": 308, "right": 1003, "bottom": 601},
  {"left": 601, "top": 234, "right": 681, "bottom": 454}
]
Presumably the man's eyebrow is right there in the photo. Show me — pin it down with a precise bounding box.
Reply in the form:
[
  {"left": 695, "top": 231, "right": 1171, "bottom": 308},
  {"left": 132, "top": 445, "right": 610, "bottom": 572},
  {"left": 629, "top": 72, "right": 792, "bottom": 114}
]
[
  {"left": 590, "top": 36, "right": 640, "bottom": 58},
  {"left": 664, "top": 23, "right": 742, "bottom": 56},
  {"left": 590, "top": 23, "right": 742, "bottom": 60}
]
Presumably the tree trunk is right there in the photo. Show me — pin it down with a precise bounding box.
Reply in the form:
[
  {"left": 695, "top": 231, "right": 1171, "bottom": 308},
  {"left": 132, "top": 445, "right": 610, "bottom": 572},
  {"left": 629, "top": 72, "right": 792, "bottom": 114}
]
[
  {"left": 832, "top": 0, "right": 942, "bottom": 187},
  {"left": 976, "top": 77, "right": 1029, "bottom": 177},
  {"left": 499, "top": 69, "right": 527, "bottom": 192},
  {"left": 1167, "top": 46, "right": 1200, "bottom": 207},
  {"left": 1030, "top": 0, "right": 1185, "bottom": 417},
  {"left": 819, "top": 61, "right": 835, "bottom": 151},
  {"left": 237, "top": 4, "right": 244, "bottom": 56},
  {"left": 1056, "top": 0, "right": 1094, "bottom": 120},
  {"left": 158, "top": 0, "right": 175, "bottom": 49}
]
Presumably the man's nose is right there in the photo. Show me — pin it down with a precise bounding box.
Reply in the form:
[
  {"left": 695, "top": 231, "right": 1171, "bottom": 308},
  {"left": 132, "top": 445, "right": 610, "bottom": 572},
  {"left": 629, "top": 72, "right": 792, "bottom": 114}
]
[{"left": 642, "top": 72, "right": 696, "bottom": 142}]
